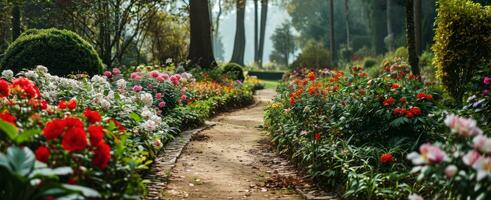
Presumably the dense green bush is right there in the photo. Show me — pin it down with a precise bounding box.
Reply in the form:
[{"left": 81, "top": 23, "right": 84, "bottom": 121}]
[
  {"left": 290, "top": 40, "right": 331, "bottom": 69},
  {"left": 433, "top": 0, "right": 491, "bottom": 103},
  {"left": 222, "top": 63, "right": 245, "bottom": 81},
  {"left": 0, "top": 28, "right": 103, "bottom": 76},
  {"left": 363, "top": 57, "right": 378, "bottom": 69}
]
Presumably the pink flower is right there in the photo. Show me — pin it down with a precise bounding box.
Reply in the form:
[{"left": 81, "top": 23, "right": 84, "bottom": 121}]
[
  {"left": 132, "top": 85, "right": 143, "bottom": 92},
  {"left": 484, "top": 89, "right": 489, "bottom": 96},
  {"left": 159, "top": 101, "right": 166, "bottom": 108},
  {"left": 147, "top": 84, "right": 153, "bottom": 89},
  {"left": 103, "top": 71, "right": 112, "bottom": 78},
  {"left": 484, "top": 76, "right": 491, "bottom": 85},
  {"left": 130, "top": 72, "right": 141, "bottom": 81},
  {"left": 407, "top": 143, "right": 447, "bottom": 165},
  {"left": 445, "top": 165, "right": 458, "bottom": 178},
  {"left": 170, "top": 75, "right": 180, "bottom": 86},
  {"left": 408, "top": 194, "right": 424, "bottom": 200},
  {"left": 473, "top": 156, "right": 491, "bottom": 181},
  {"left": 150, "top": 71, "right": 160, "bottom": 78},
  {"left": 444, "top": 114, "right": 483, "bottom": 137},
  {"left": 153, "top": 139, "right": 162, "bottom": 148},
  {"left": 180, "top": 95, "right": 187, "bottom": 101},
  {"left": 112, "top": 68, "right": 121, "bottom": 75},
  {"left": 463, "top": 150, "right": 481, "bottom": 166},
  {"left": 473, "top": 135, "right": 491, "bottom": 153},
  {"left": 156, "top": 93, "right": 162, "bottom": 99}
]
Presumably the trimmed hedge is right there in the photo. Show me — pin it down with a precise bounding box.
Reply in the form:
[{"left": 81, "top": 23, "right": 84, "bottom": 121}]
[
  {"left": 248, "top": 71, "right": 284, "bottom": 80},
  {"left": 433, "top": 0, "right": 491, "bottom": 103},
  {"left": 223, "top": 63, "right": 245, "bottom": 81},
  {"left": 0, "top": 28, "right": 103, "bottom": 76}
]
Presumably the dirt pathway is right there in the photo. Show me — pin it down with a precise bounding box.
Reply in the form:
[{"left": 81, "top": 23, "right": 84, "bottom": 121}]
[{"left": 162, "top": 89, "right": 303, "bottom": 200}]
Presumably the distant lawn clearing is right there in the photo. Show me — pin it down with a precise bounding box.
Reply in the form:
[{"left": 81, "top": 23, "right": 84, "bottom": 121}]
[{"left": 259, "top": 79, "right": 279, "bottom": 89}]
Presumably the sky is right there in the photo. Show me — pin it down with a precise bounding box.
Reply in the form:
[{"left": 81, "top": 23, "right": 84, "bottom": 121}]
[{"left": 213, "top": 2, "right": 290, "bottom": 65}]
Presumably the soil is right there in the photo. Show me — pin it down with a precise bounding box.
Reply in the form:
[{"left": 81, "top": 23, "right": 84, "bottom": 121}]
[{"left": 162, "top": 89, "right": 304, "bottom": 200}]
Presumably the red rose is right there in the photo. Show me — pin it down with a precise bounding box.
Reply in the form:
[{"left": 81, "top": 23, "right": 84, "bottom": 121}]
[
  {"left": 58, "top": 100, "right": 67, "bottom": 109},
  {"left": 314, "top": 133, "right": 321, "bottom": 141},
  {"left": 0, "top": 79, "right": 10, "bottom": 98},
  {"left": 393, "top": 107, "right": 407, "bottom": 116},
  {"left": 12, "top": 78, "right": 41, "bottom": 98},
  {"left": 0, "top": 111, "right": 16, "bottom": 125},
  {"left": 84, "top": 108, "right": 102, "bottom": 124},
  {"left": 379, "top": 153, "right": 393, "bottom": 165},
  {"left": 62, "top": 127, "right": 88, "bottom": 152},
  {"left": 43, "top": 119, "right": 66, "bottom": 140},
  {"left": 40, "top": 100, "right": 48, "bottom": 110},
  {"left": 67, "top": 177, "right": 77, "bottom": 185},
  {"left": 410, "top": 107, "right": 422, "bottom": 116},
  {"left": 391, "top": 83, "right": 400, "bottom": 90},
  {"left": 92, "top": 141, "right": 111, "bottom": 169},
  {"left": 67, "top": 99, "right": 77, "bottom": 110},
  {"left": 416, "top": 93, "right": 432, "bottom": 100},
  {"left": 383, "top": 97, "right": 395, "bottom": 106},
  {"left": 399, "top": 97, "right": 407, "bottom": 104},
  {"left": 406, "top": 111, "right": 414, "bottom": 118},
  {"left": 426, "top": 94, "right": 433, "bottom": 100},
  {"left": 64, "top": 117, "right": 84, "bottom": 129},
  {"left": 35, "top": 146, "right": 50, "bottom": 163},
  {"left": 88, "top": 125, "right": 104, "bottom": 145}
]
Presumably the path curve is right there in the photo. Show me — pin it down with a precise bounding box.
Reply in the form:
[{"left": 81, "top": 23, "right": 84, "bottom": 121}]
[{"left": 162, "top": 89, "right": 303, "bottom": 200}]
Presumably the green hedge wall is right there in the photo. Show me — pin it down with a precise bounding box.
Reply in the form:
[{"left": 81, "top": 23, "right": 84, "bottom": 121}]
[
  {"left": 433, "top": 0, "right": 491, "bottom": 103},
  {"left": 248, "top": 71, "right": 284, "bottom": 80},
  {"left": 0, "top": 28, "right": 103, "bottom": 76}
]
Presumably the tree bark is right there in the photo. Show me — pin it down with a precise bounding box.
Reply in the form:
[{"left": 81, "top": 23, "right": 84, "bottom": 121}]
[
  {"left": 188, "top": 0, "right": 216, "bottom": 68},
  {"left": 386, "top": 0, "right": 393, "bottom": 51},
  {"left": 406, "top": 0, "right": 420, "bottom": 76},
  {"left": 254, "top": 0, "right": 259, "bottom": 65},
  {"left": 414, "top": 0, "right": 422, "bottom": 55},
  {"left": 231, "top": 0, "right": 246, "bottom": 65},
  {"left": 344, "top": 0, "right": 351, "bottom": 49},
  {"left": 257, "top": 0, "right": 268, "bottom": 68},
  {"left": 329, "top": 0, "right": 336, "bottom": 63},
  {"left": 11, "top": 3, "right": 21, "bottom": 40}
]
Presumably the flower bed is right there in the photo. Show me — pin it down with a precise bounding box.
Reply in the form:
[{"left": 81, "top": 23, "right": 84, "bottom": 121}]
[{"left": 0, "top": 65, "right": 255, "bottom": 199}]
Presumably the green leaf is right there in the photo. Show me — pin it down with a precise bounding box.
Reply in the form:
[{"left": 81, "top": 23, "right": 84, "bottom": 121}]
[
  {"left": 14, "top": 129, "right": 41, "bottom": 144},
  {"left": 6, "top": 146, "right": 35, "bottom": 176},
  {"left": 0, "top": 120, "right": 19, "bottom": 140},
  {"left": 30, "top": 166, "right": 73, "bottom": 178},
  {"left": 62, "top": 184, "right": 100, "bottom": 198},
  {"left": 129, "top": 112, "right": 142, "bottom": 123}
]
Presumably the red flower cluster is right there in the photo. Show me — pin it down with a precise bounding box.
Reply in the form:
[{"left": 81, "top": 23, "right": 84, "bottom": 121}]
[
  {"left": 58, "top": 99, "right": 77, "bottom": 110},
  {"left": 391, "top": 83, "right": 401, "bottom": 90},
  {"left": 352, "top": 66, "right": 363, "bottom": 72},
  {"left": 379, "top": 153, "right": 393, "bottom": 165},
  {"left": 393, "top": 106, "right": 422, "bottom": 118},
  {"left": 62, "top": 127, "right": 88, "bottom": 152},
  {"left": 0, "top": 79, "right": 10, "bottom": 98},
  {"left": 416, "top": 92, "right": 433, "bottom": 100},
  {"left": 92, "top": 141, "right": 111, "bottom": 169},
  {"left": 35, "top": 146, "right": 51, "bottom": 163},
  {"left": 0, "top": 111, "right": 16, "bottom": 126},
  {"left": 314, "top": 133, "right": 321, "bottom": 141},
  {"left": 307, "top": 71, "right": 316, "bottom": 81},
  {"left": 383, "top": 97, "right": 395, "bottom": 106},
  {"left": 11, "top": 78, "right": 41, "bottom": 99},
  {"left": 84, "top": 108, "right": 102, "bottom": 124}
]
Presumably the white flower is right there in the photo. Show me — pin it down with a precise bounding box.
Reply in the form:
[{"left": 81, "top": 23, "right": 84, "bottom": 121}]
[
  {"left": 116, "top": 79, "right": 127, "bottom": 90},
  {"left": 473, "top": 135, "right": 491, "bottom": 153},
  {"left": 472, "top": 156, "right": 491, "bottom": 181},
  {"left": 25, "top": 71, "right": 38, "bottom": 80},
  {"left": 1, "top": 70, "right": 14, "bottom": 80},
  {"left": 99, "top": 99, "right": 111, "bottom": 110},
  {"left": 407, "top": 143, "right": 447, "bottom": 165},
  {"left": 463, "top": 150, "right": 481, "bottom": 166},
  {"left": 444, "top": 114, "right": 483, "bottom": 137},
  {"left": 141, "top": 120, "right": 157, "bottom": 132},
  {"left": 140, "top": 92, "right": 153, "bottom": 107},
  {"left": 444, "top": 165, "right": 458, "bottom": 178},
  {"left": 408, "top": 194, "right": 424, "bottom": 200},
  {"left": 35, "top": 65, "right": 48, "bottom": 74}
]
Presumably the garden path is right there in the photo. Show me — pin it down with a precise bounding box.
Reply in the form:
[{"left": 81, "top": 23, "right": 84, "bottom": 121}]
[{"left": 161, "top": 89, "right": 303, "bottom": 200}]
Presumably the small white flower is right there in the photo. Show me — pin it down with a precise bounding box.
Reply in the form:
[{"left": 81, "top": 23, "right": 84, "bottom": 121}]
[
  {"left": 408, "top": 194, "right": 424, "bottom": 200},
  {"left": 99, "top": 99, "right": 111, "bottom": 110},
  {"left": 472, "top": 156, "right": 491, "bottom": 181},
  {"left": 35, "top": 65, "right": 48, "bottom": 74},
  {"left": 25, "top": 71, "right": 38, "bottom": 80},
  {"left": 444, "top": 165, "right": 458, "bottom": 178},
  {"left": 473, "top": 135, "right": 491, "bottom": 153},
  {"left": 1, "top": 70, "right": 14, "bottom": 80},
  {"left": 140, "top": 92, "right": 153, "bottom": 107}
]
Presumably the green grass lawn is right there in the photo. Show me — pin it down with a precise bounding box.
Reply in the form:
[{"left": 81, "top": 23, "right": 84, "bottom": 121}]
[{"left": 259, "top": 79, "right": 279, "bottom": 89}]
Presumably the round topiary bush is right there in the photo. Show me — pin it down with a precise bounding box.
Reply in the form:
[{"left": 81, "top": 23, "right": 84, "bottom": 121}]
[
  {"left": 363, "top": 57, "right": 378, "bottom": 69},
  {"left": 0, "top": 28, "right": 103, "bottom": 76},
  {"left": 223, "top": 63, "right": 245, "bottom": 81}
]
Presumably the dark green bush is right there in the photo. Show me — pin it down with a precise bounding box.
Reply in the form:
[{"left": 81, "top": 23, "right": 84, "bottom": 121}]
[
  {"left": 0, "top": 28, "right": 103, "bottom": 76},
  {"left": 290, "top": 40, "right": 331, "bottom": 69},
  {"left": 433, "top": 0, "right": 491, "bottom": 103},
  {"left": 363, "top": 57, "right": 378, "bottom": 69},
  {"left": 223, "top": 63, "right": 245, "bottom": 81}
]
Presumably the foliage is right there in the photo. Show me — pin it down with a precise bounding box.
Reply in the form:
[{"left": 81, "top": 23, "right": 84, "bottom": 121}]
[
  {"left": 433, "top": 0, "right": 491, "bottom": 104},
  {"left": 0, "top": 28, "right": 103, "bottom": 76},
  {"left": 363, "top": 57, "right": 378, "bottom": 69},
  {"left": 222, "top": 63, "right": 245, "bottom": 81},
  {"left": 270, "top": 22, "right": 296, "bottom": 67},
  {"left": 290, "top": 40, "right": 331, "bottom": 69}
]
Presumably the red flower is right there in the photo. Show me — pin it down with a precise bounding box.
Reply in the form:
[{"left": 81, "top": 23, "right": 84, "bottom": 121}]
[
  {"left": 0, "top": 111, "right": 16, "bottom": 125},
  {"left": 64, "top": 117, "right": 84, "bottom": 129},
  {"left": 43, "top": 119, "right": 66, "bottom": 140},
  {"left": 92, "top": 141, "right": 111, "bottom": 169},
  {"left": 290, "top": 97, "right": 296, "bottom": 106},
  {"left": 409, "top": 106, "right": 422, "bottom": 116},
  {"left": 88, "top": 125, "right": 104, "bottom": 145},
  {"left": 40, "top": 100, "right": 48, "bottom": 110},
  {"left": 62, "top": 127, "right": 88, "bottom": 152},
  {"left": 67, "top": 177, "right": 77, "bottom": 185},
  {"left": 379, "top": 153, "right": 393, "bottom": 165},
  {"left": 0, "top": 79, "right": 10, "bottom": 98},
  {"left": 314, "top": 133, "right": 321, "bottom": 141},
  {"left": 358, "top": 72, "right": 368, "bottom": 77},
  {"left": 35, "top": 146, "right": 50, "bottom": 163},
  {"left": 84, "top": 108, "right": 102, "bottom": 124},
  {"left": 11, "top": 78, "right": 41, "bottom": 99},
  {"left": 58, "top": 100, "right": 66, "bottom": 109},
  {"left": 399, "top": 97, "right": 407, "bottom": 104},
  {"left": 44, "top": 196, "right": 55, "bottom": 200},
  {"left": 416, "top": 93, "right": 432, "bottom": 100},
  {"left": 383, "top": 97, "right": 395, "bottom": 106},
  {"left": 67, "top": 99, "right": 77, "bottom": 110},
  {"left": 307, "top": 71, "right": 316, "bottom": 81},
  {"left": 393, "top": 107, "right": 407, "bottom": 116},
  {"left": 426, "top": 94, "right": 433, "bottom": 100},
  {"left": 352, "top": 66, "right": 362, "bottom": 72},
  {"left": 406, "top": 111, "right": 414, "bottom": 118},
  {"left": 391, "top": 83, "right": 400, "bottom": 90}
]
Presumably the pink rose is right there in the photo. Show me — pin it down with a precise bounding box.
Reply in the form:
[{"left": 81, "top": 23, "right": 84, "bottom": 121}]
[
  {"left": 159, "top": 101, "right": 166, "bottom": 108},
  {"left": 112, "top": 68, "right": 121, "bottom": 75},
  {"left": 484, "top": 76, "right": 491, "bottom": 85},
  {"left": 103, "top": 71, "right": 112, "bottom": 78},
  {"left": 132, "top": 85, "right": 143, "bottom": 92}
]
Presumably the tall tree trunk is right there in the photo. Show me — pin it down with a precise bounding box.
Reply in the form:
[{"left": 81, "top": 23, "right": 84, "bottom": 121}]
[
  {"left": 414, "top": 0, "right": 422, "bottom": 55},
  {"left": 189, "top": 0, "right": 216, "bottom": 68},
  {"left": 214, "top": 0, "right": 223, "bottom": 59},
  {"left": 406, "top": 0, "right": 420, "bottom": 76},
  {"left": 257, "top": 0, "right": 268, "bottom": 68},
  {"left": 254, "top": 0, "right": 259, "bottom": 65},
  {"left": 11, "top": 3, "right": 21, "bottom": 40},
  {"left": 329, "top": 0, "right": 336, "bottom": 63},
  {"left": 386, "top": 0, "right": 393, "bottom": 51},
  {"left": 344, "top": 0, "right": 351, "bottom": 49},
  {"left": 231, "top": 0, "right": 246, "bottom": 65}
]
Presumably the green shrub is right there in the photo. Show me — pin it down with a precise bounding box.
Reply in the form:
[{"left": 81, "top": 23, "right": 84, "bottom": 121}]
[
  {"left": 363, "top": 57, "right": 378, "bottom": 69},
  {"left": 394, "top": 47, "right": 408, "bottom": 59},
  {"left": 222, "top": 63, "right": 245, "bottom": 81},
  {"left": 0, "top": 28, "right": 103, "bottom": 76},
  {"left": 290, "top": 40, "right": 331, "bottom": 69},
  {"left": 433, "top": 0, "right": 491, "bottom": 103}
]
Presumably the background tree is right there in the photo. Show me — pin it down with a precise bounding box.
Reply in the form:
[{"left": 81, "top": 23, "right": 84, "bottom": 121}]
[
  {"left": 406, "top": 0, "right": 420, "bottom": 76},
  {"left": 188, "top": 0, "right": 216, "bottom": 68},
  {"left": 270, "top": 22, "right": 295, "bottom": 67},
  {"left": 230, "top": 0, "right": 246, "bottom": 65},
  {"left": 257, "top": 0, "right": 268, "bottom": 68}
]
